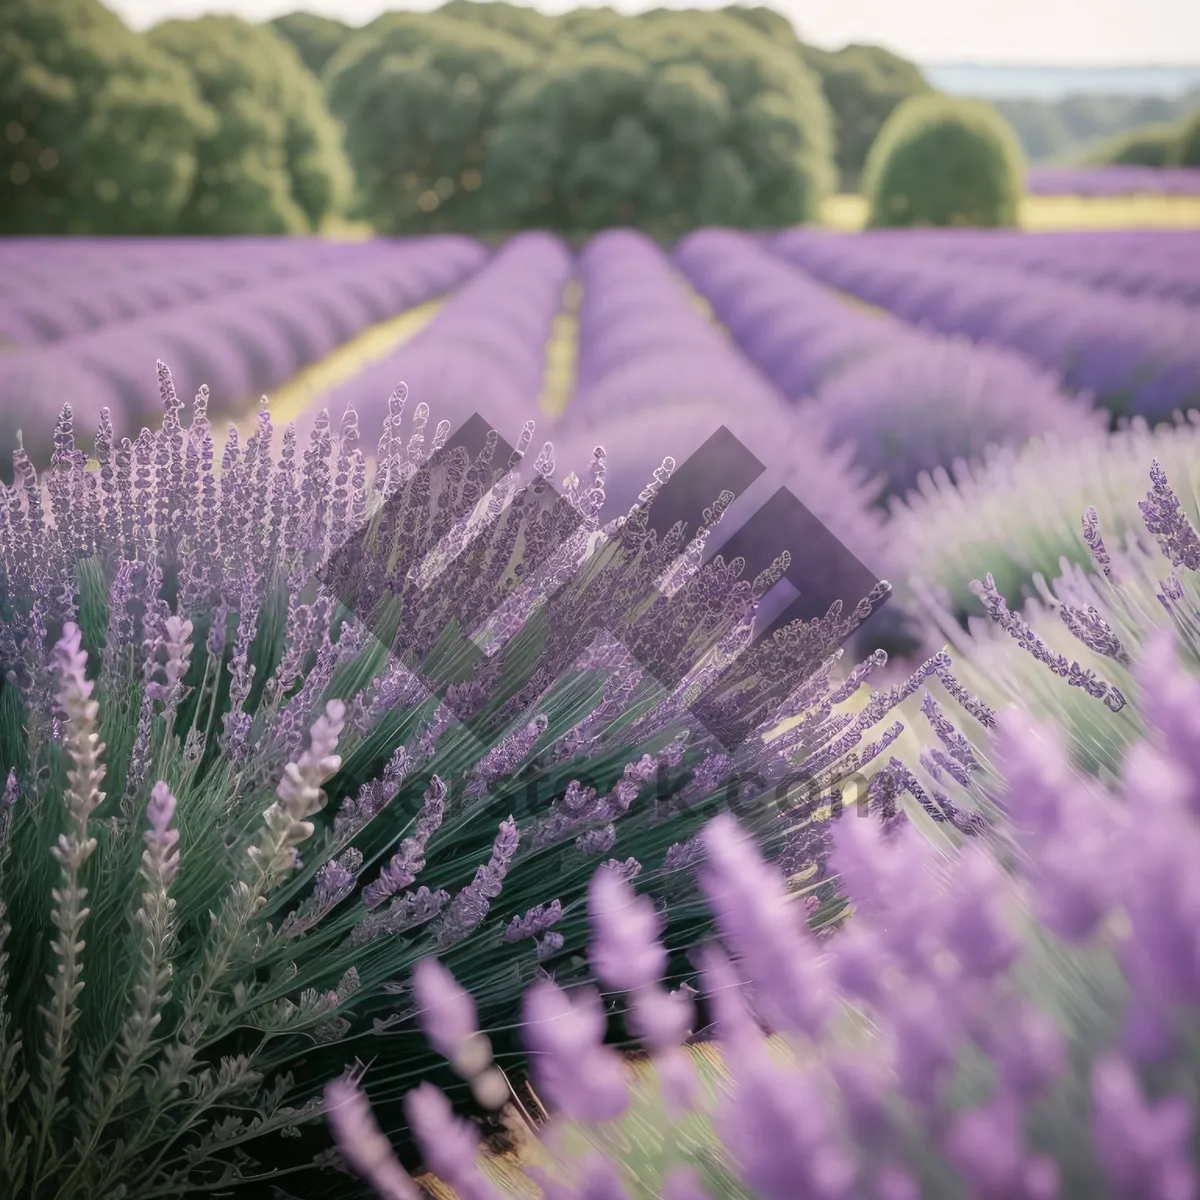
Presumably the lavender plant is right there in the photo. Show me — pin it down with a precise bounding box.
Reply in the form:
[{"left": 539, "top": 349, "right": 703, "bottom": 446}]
[
  {"left": 325, "top": 621, "right": 1200, "bottom": 1197},
  {"left": 887, "top": 410, "right": 1200, "bottom": 622},
  {"left": 908, "top": 443, "right": 1200, "bottom": 780},
  {"left": 0, "top": 361, "right": 936, "bottom": 1197}
]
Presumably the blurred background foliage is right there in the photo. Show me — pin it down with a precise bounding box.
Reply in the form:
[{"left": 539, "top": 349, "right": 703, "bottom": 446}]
[
  {"left": 863, "top": 93, "right": 1026, "bottom": 228},
  {"left": 2, "top": 0, "right": 1198, "bottom": 238}
]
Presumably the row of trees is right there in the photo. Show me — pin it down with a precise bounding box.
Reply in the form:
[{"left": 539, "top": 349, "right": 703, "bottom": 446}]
[
  {"left": 1, "top": 0, "right": 934, "bottom": 236},
  {"left": 991, "top": 90, "right": 1200, "bottom": 165},
  {"left": 1087, "top": 106, "right": 1200, "bottom": 168}
]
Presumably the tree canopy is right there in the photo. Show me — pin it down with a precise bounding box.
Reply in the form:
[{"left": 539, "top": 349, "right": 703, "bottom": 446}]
[
  {"left": 864, "top": 93, "right": 1026, "bottom": 228},
  {"left": 148, "top": 16, "right": 353, "bottom": 235},
  {"left": 0, "top": 0, "right": 215, "bottom": 234},
  {"left": 4, "top": 1, "right": 948, "bottom": 235},
  {"left": 1177, "top": 107, "right": 1200, "bottom": 167},
  {"left": 424, "top": 9, "right": 835, "bottom": 234},
  {"left": 269, "top": 11, "right": 353, "bottom": 77},
  {"left": 325, "top": 11, "right": 538, "bottom": 235},
  {"left": 721, "top": 7, "right": 930, "bottom": 190}
]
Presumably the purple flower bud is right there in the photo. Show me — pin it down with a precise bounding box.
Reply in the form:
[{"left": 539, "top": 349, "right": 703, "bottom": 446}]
[
  {"left": 504, "top": 899, "right": 563, "bottom": 944},
  {"left": 628, "top": 984, "right": 692, "bottom": 1050},
  {"left": 989, "top": 1004, "right": 1067, "bottom": 1102},
  {"left": 403, "top": 1083, "right": 498, "bottom": 1200},
  {"left": 143, "top": 781, "right": 180, "bottom": 889},
  {"left": 1092, "top": 1057, "right": 1197, "bottom": 1200},
  {"left": 323, "top": 1078, "right": 421, "bottom": 1200},
  {"left": 588, "top": 865, "right": 666, "bottom": 994},
  {"left": 1135, "top": 626, "right": 1200, "bottom": 796},
  {"left": 944, "top": 1096, "right": 1060, "bottom": 1200},
  {"left": 575, "top": 824, "right": 616, "bottom": 856},
  {"left": 521, "top": 980, "right": 629, "bottom": 1123},
  {"left": 942, "top": 842, "right": 1020, "bottom": 982},
  {"left": 413, "top": 957, "right": 478, "bottom": 1067},
  {"left": 700, "top": 813, "right": 832, "bottom": 1040},
  {"left": 717, "top": 1042, "right": 856, "bottom": 1200},
  {"left": 436, "top": 816, "right": 519, "bottom": 948},
  {"left": 313, "top": 849, "right": 361, "bottom": 910}
]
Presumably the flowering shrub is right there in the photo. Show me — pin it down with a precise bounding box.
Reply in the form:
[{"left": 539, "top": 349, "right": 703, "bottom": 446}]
[
  {"left": 810, "top": 337, "right": 1104, "bottom": 503},
  {"left": 887, "top": 411, "right": 1200, "bottom": 621},
  {"left": 0, "top": 362, "right": 933, "bottom": 1197},
  {"left": 774, "top": 228, "right": 1200, "bottom": 424},
  {"left": 909, "top": 443, "right": 1200, "bottom": 782},
  {"left": 327, "top": 618, "right": 1200, "bottom": 1198}
]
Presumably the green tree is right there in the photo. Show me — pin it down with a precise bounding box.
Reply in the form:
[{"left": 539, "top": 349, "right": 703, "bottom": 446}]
[
  {"left": 0, "top": 0, "right": 215, "bottom": 234},
  {"left": 484, "top": 10, "right": 835, "bottom": 234},
  {"left": 149, "top": 16, "right": 352, "bottom": 234},
  {"left": 437, "top": 0, "right": 564, "bottom": 50},
  {"left": 1173, "top": 106, "right": 1200, "bottom": 166},
  {"left": 269, "top": 11, "right": 352, "bottom": 77},
  {"left": 801, "top": 44, "right": 932, "bottom": 191},
  {"left": 1088, "top": 120, "right": 1182, "bottom": 166},
  {"left": 864, "top": 93, "right": 1025, "bottom": 227},
  {"left": 324, "top": 11, "right": 537, "bottom": 234},
  {"left": 722, "top": 8, "right": 931, "bottom": 191}
]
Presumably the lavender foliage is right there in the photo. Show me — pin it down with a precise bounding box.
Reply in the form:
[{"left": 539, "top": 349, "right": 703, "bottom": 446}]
[{"left": 0, "top": 360, "right": 911, "bottom": 1198}]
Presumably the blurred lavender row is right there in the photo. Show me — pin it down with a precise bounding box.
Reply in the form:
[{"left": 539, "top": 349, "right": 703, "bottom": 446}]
[
  {"left": 0, "top": 236, "right": 487, "bottom": 458},
  {"left": 548, "top": 229, "right": 891, "bottom": 632},
  {"left": 0, "top": 238, "right": 433, "bottom": 343},
  {"left": 675, "top": 228, "right": 1103, "bottom": 502},
  {"left": 862, "top": 228, "right": 1200, "bottom": 306},
  {"left": 1027, "top": 165, "right": 1200, "bottom": 196},
  {"left": 773, "top": 228, "right": 1200, "bottom": 422},
  {"left": 309, "top": 231, "right": 573, "bottom": 446}
]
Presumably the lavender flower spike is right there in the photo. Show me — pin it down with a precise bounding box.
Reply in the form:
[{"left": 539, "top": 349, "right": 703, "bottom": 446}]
[
  {"left": 404, "top": 1083, "right": 502, "bottom": 1200},
  {"left": 587, "top": 865, "right": 666, "bottom": 994},
  {"left": 436, "top": 816, "right": 519, "bottom": 948},
  {"left": 142, "top": 781, "right": 180, "bottom": 890},
  {"left": 324, "top": 1078, "right": 422, "bottom": 1200},
  {"left": 504, "top": 899, "right": 563, "bottom": 944},
  {"left": 521, "top": 980, "right": 630, "bottom": 1124},
  {"left": 253, "top": 700, "right": 346, "bottom": 879},
  {"left": 34, "top": 623, "right": 107, "bottom": 1176},
  {"left": 413, "top": 957, "right": 494, "bottom": 1079}
]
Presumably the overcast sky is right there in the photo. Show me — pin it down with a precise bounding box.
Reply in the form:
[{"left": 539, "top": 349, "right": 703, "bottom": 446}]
[{"left": 106, "top": 0, "right": 1200, "bottom": 66}]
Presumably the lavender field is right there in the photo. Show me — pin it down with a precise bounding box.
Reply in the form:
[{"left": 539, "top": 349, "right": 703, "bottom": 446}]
[
  {"left": 3, "top": 225, "right": 1198, "bottom": 624},
  {"left": 4, "top": 223, "right": 1200, "bottom": 1200}
]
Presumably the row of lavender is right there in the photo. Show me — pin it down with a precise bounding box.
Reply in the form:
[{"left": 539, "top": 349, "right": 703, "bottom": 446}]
[
  {"left": 771, "top": 228, "right": 1200, "bottom": 423},
  {"left": 0, "top": 240, "right": 403, "bottom": 343},
  {"left": 0, "top": 237, "right": 489, "bottom": 459},
  {"left": 1026, "top": 165, "right": 1200, "bottom": 196},
  {"left": 310, "top": 232, "right": 573, "bottom": 448},
  {"left": 855, "top": 228, "right": 1200, "bottom": 306}
]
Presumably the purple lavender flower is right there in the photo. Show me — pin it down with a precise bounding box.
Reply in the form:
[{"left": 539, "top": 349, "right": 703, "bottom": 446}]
[
  {"left": 944, "top": 1095, "right": 1060, "bottom": 1200},
  {"left": 142, "top": 782, "right": 180, "bottom": 890},
  {"left": 1092, "top": 1057, "right": 1197, "bottom": 1200},
  {"left": 323, "top": 1078, "right": 422, "bottom": 1200},
  {"left": 521, "top": 980, "right": 630, "bottom": 1124},
  {"left": 436, "top": 816, "right": 519, "bottom": 948},
  {"left": 504, "top": 900, "right": 563, "bottom": 944},
  {"left": 313, "top": 849, "right": 362, "bottom": 910},
  {"left": 588, "top": 866, "right": 665, "bottom": 994},
  {"left": 1138, "top": 460, "right": 1200, "bottom": 572},
  {"left": 412, "top": 958, "right": 480, "bottom": 1069},
  {"left": 699, "top": 813, "right": 832, "bottom": 1039},
  {"left": 404, "top": 1083, "right": 501, "bottom": 1200}
]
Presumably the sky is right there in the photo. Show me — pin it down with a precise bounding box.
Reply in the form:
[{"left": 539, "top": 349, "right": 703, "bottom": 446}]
[{"left": 107, "top": 0, "right": 1200, "bottom": 67}]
